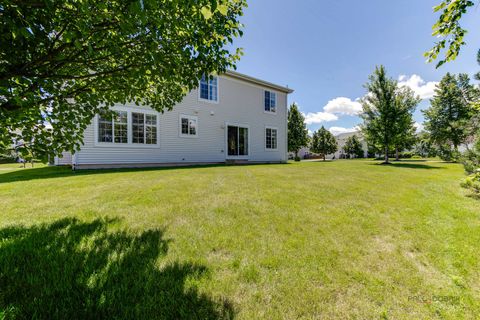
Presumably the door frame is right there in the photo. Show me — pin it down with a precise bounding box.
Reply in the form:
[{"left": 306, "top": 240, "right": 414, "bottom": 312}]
[{"left": 225, "top": 122, "right": 250, "bottom": 160}]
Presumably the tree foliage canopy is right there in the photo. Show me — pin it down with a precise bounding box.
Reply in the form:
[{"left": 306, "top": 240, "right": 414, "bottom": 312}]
[
  {"left": 287, "top": 103, "right": 308, "bottom": 157},
  {"left": 426, "top": 0, "right": 475, "bottom": 68},
  {"left": 423, "top": 73, "right": 479, "bottom": 157},
  {"left": 0, "top": 0, "right": 246, "bottom": 160},
  {"left": 311, "top": 126, "right": 337, "bottom": 161},
  {"left": 343, "top": 135, "right": 364, "bottom": 159},
  {"left": 360, "top": 66, "right": 420, "bottom": 163}
]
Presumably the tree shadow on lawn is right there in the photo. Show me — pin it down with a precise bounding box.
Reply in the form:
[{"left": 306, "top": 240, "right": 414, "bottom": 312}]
[
  {"left": 369, "top": 162, "right": 444, "bottom": 170},
  {"left": 0, "top": 218, "right": 234, "bottom": 320},
  {"left": 0, "top": 162, "right": 290, "bottom": 184}
]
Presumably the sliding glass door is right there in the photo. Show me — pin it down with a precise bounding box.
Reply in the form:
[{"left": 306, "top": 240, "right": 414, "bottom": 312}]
[{"left": 227, "top": 125, "right": 248, "bottom": 157}]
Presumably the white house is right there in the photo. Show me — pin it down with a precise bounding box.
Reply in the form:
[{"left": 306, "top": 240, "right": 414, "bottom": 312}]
[
  {"left": 55, "top": 71, "right": 293, "bottom": 169},
  {"left": 330, "top": 131, "right": 368, "bottom": 159}
]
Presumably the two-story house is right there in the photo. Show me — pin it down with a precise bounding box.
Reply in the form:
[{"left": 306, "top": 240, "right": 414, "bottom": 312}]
[{"left": 55, "top": 70, "right": 293, "bottom": 169}]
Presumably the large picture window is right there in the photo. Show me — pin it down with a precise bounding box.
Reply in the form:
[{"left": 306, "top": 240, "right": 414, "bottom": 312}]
[
  {"left": 97, "top": 110, "right": 157, "bottom": 145},
  {"left": 200, "top": 75, "right": 218, "bottom": 102},
  {"left": 265, "top": 127, "right": 278, "bottom": 150},
  {"left": 264, "top": 90, "right": 276, "bottom": 113},
  {"left": 145, "top": 114, "right": 157, "bottom": 144},
  {"left": 133, "top": 112, "right": 157, "bottom": 144},
  {"left": 132, "top": 112, "right": 145, "bottom": 144},
  {"left": 98, "top": 111, "right": 128, "bottom": 144}
]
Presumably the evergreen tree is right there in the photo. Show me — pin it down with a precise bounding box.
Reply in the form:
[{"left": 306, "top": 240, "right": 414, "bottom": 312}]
[
  {"left": 288, "top": 103, "right": 309, "bottom": 161},
  {"left": 413, "top": 132, "right": 437, "bottom": 158},
  {"left": 423, "top": 73, "right": 478, "bottom": 161},
  {"left": 361, "top": 66, "right": 419, "bottom": 164},
  {"left": 343, "top": 135, "right": 364, "bottom": 159},
  {"left": 311, "top": 126, "right": 338, "bottom": 161}
]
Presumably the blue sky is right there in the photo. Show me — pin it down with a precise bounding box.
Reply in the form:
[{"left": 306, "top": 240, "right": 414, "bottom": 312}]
[{"left": 229, "top": 0, "right": 480, "bottom": 135}]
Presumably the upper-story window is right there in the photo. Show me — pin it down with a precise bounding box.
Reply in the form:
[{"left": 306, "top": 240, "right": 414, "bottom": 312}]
[
  {"left": 264, "top": 90, "right": 276, "bottom": 113},
  {"left": 200, "top": 75, "right": 218, "bottom": 102},
  {"left": 98, "top": 111, "right": 128, "bottom": 144}
]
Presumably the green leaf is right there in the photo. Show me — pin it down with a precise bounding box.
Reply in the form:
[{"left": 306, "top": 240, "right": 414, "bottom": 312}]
[
  {"left": 200, "top": 6, "right": 213, "bottom": 20},
  {"left": 217, "top": 4, "right": 228, "bottom": 16}
]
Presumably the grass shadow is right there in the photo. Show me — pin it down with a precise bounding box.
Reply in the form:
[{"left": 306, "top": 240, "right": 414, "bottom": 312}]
[
  {"left": 0, "top": 218, "right": 234, "bottom": 319},
  {"left": 0, "top": 162, "right": 290, "bottom": 184},
  {"left": 368, "top": 162, "right": 444, "bottom": 170},
  {"left": 391, "top": 162, "right": 444, "bottom": 170}
]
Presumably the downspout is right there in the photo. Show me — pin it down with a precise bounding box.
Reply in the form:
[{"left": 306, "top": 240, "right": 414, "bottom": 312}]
[
  {"left": 285, "top": 92, "right": 288, "bottom": 163},
  {"left": 72, "top": 152, "right": 78, "bottom": 171}
]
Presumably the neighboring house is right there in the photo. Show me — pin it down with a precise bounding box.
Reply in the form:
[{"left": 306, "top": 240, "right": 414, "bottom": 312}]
[
  {"left": 55, "top": 71, "right": 293, "bottom": 169},
  {"left": 288, "top": 147, "right": 311, "bottom": 160},
  {"left": 329, "top": 131, "right": 368, "bottom": 159}
]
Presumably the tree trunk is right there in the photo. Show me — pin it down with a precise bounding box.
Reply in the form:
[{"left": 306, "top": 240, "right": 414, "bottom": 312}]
[
  {"left": 384, "top": 146, "right": 389, "bottom": 164},
  {"left": 395, "top": 147, "right": 399, "bottom": 161},
  {"left": 323, "top": 153, "right": 326, "bottom": 161}
]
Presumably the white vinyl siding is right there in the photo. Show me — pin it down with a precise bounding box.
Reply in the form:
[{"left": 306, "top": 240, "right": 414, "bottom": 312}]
[{"left": 76, "top": 74, "right": 288, "bottom": 166}]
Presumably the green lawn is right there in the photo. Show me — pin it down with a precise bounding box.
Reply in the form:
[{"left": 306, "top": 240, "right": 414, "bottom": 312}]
[{"left": 0, "top": 160, "right": 479, "bottom": 319}]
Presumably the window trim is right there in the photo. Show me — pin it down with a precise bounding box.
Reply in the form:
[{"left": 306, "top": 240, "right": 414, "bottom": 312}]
[
  {"left": 198, "top": 75, "right": 220, "bottom": 104},
  {"left": 265, "top": 126, "right": 279, "bottom": 151},
  {"left": 94, "top": 106, "right": 160, "bottom": 148},
  {"left": 264, "top": 90, "right": 277, "bottom": 114},
  {"left": 179, "top": 114, "right": 199, "bottom": 138},
  {"left": 225, "top": 122, "right": 250, "bottom": 160},
  {"left": 96, "top": 110, "right": 128, "bottom": 145}
]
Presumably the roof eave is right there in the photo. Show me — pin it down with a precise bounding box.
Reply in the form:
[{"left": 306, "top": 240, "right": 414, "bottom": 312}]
[{"left": 224, "top": 70, "right": 294, "bottom": 94}]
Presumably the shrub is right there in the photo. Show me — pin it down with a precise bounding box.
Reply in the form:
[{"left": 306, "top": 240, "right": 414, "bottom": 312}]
[
  {"left": 0, "top": 150, "right": 17, "bottom": 163},
  {"left": 294, "top": 156, "right": 301, "bottom": 162},
  {"left": 461, "top": 137, "right": 480, "bottom": 196},
  {"left": 437, "top": 145, "right": 461, "bottom": 162},
  {"left": 412, "top": 155, "right": 422, "bottom": 159},
  {"left": 461, "top": 171, "right": 480, "bottom": 195},
  {"left": 400, "top": 152, "right": 413, "bottom": 159}
]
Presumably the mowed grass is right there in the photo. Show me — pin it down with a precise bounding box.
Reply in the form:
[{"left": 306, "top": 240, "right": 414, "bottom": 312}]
[{"left": 0, "top": 160, "right": 479, "bottom": 319}]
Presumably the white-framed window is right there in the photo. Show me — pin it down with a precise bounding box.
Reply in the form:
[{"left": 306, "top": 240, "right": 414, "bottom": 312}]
[
  {"left": 98, "top": 111, "right": 128, "bottom": 144},
  {"left": 265, "top": 127, "right": 278, "bottom": 150},
  {"left": 96, "top": 109, "right": 158, "bottom": 147},
  {"left": 264, "top": 90, "right": 276, "bottom": 113},
  {"left": 199, "top": 75, "right": 218, "bottom": 102},
  {"left": 179, "top": 114, "right": 198, "bottom": 138},
  {"left": 132, "top": 112, "right": 157, "bottom": 145}
]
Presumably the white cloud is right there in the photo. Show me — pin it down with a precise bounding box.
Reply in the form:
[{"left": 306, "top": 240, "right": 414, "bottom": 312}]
[
  {"left": 398, "top": 74, "right": 438, "bottom": 99},
  {"left": 323, "top": 97, "right": 363, "bottom": 116},
  {"left": 328, "top": 126, "right": 360, "bottom": 136},
  {"left": 414, "top": 122, "right": 424, "bottom": 133},
  {"left": 303, "top": 111, "right": 338, "bottom": 125}
]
